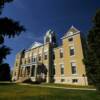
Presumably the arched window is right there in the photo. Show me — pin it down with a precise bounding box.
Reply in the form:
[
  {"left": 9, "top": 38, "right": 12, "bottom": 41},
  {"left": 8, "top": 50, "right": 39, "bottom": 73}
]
[{"left": 46, "top": 36, "right": 50, "bottom": 43}]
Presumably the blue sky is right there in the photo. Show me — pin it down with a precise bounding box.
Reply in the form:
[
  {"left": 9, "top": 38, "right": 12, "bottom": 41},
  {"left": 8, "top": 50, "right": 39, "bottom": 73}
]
[{"left": 1, "top": 0, "right": 100, "bottom": 69}]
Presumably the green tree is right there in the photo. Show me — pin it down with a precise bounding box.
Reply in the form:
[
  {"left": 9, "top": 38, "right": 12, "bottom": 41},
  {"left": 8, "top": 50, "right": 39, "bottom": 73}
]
[
  {"left": 84, "top": 9, "right": 100, "bottom": 90},
  {"left": 0, "top": 0, "right": 25, "bottom": 81}
]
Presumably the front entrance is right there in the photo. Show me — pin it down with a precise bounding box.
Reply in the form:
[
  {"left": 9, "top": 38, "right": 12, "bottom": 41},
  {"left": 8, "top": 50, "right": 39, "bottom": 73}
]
[{"left": 36, "top": 64, "right": 47, "bottom": 82}]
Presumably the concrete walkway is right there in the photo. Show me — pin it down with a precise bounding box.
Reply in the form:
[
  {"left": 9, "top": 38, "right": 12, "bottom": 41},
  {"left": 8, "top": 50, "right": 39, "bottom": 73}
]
[{"left": 19, "top": 83, "right": 96, "bottom": 91}]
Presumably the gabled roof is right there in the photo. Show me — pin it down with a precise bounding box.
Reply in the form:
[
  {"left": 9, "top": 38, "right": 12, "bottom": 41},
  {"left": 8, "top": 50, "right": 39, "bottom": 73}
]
[
  {"left": 29, "top": 42, "right": 43, "bottom": 49},
  {"left": 62, "top": 25, "right": 80, "bottom": 39}
]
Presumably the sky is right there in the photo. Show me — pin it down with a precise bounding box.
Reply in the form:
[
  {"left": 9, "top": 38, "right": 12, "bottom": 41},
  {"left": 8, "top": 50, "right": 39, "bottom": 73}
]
[{"left": 1, "top": 0, "right": 100, "bottom": 69}]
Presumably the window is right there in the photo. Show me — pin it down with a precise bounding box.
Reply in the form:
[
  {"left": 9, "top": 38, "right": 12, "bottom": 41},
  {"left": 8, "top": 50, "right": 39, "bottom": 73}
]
[
  {"left": 28, "top": 58, "right": 30, "bottom": 63},
  {"left": 24, "top": 59, "right": 26, "bottom": 64},
  {"left": 71, "top": 62, "right": 77, "bottom": 74},
  {"left": 60, "top": 64, "right": 64, "bottom": 75},
  {"left": 44, "top": 52, "right": 48, "bottom": 60},
  {"left": 68, "top": 37, "right": 73, "bottom": 42},
  {"left": 70, "top": 46, "right": 75, "bottom": 56},
  {"left": 46, "top": 36, "right": 50, "bottom": 43},
  {"left": 61, "top": 79, "right": 65, "bottom": 82},
  {"left": 72, "top": 79, "right": 78, "bottom": 83},
  {"left": 32, "top": 57, "right": 36, "bottom": 62},
  {"left": 38, "top": 54, "right": 41, "bottom": 61},
  {"left": 60, "top": 48, "right": 63, "bottom": 58}
]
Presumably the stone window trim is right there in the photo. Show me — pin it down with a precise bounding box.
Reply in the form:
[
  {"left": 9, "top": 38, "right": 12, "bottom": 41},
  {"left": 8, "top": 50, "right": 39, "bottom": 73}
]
[
  {"left": 38, "top": 54, "right": 42, "bottom": 61},
  {"left": 60, "top": 63, "right": 64, "bottom": 76},
  {"left": 72, "top": 79, "right": 78, "bottom": 83},
  {"left": 69, "top": 46, "right": 75, "bottom": 57},
  {"left": 59, "top": 48, "right": 64, "bottom": 58},
  {"left": 32, "top": 56, "right": 37, "bottom": 62},
  {"left": 68, "top": 37, "right": 73, "bottom": 42},
  {"left": 61, "top": 78, "right": 65, "bottom": 82},
  {"left": 44, "top": 52, "right": 48, "bottom": 60},
  {"left": 71, "top": 62, "right": 78, "bottom": 75}
]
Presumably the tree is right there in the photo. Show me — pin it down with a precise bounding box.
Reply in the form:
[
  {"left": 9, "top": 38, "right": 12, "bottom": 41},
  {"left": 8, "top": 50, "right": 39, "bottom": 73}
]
[
  {"left": 0, "top": 63, "right": 11, "bottom": 81},
  {"left": 0, "top": 0, "right": 12, "bottom": 12},
  {"left": 84, "top": 9, "right": 100, "bottom": 90},
  {"left": 0, "top": 0, "right": 25, "bottom": 81}
]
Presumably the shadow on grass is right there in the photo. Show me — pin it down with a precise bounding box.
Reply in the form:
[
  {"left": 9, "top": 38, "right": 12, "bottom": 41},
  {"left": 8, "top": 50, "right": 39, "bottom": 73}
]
[
  {"left": 0, "top": 82, "right": 16, "bottom": 86},
  {"left": 22, "top": 78, "right": 41, "bottom": 85}
]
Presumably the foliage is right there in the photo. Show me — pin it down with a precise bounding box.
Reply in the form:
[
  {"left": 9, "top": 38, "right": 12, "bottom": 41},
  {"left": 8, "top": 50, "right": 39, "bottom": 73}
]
[
  {"left": 84, "top": 9, "right": 100, "bottom": 91},
  {"left": 0, "top": 63, "right": 11, "bottom": 81},
  {"left": 0, "top": 45, "right": 11, "bottom": 63},
  {"left": 0, "top": 0, "right": 25, "bottom": 81},
  {"left": 0, "top": 0, "right": 13, "bottom": 14}
]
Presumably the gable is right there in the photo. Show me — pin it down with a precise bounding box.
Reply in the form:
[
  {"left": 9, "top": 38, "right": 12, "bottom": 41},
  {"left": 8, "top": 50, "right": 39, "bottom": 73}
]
[{"left": 62, "top": 26, "right": 80, "bottom": 38}]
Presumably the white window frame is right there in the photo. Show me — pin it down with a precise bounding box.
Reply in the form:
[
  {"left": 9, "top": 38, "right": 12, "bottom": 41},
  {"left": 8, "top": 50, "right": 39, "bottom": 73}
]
[
  {"left": 60, "top": 63, "right": 64, "bottom": 76},
  {"left": 59, "top": 48, "right": 64, "bottom": 58},
  {"left": 69, "top": 46, "right": 75, "bottom": 57},
  {"left": 71, "top": 62, "right": 78, "bottom": 75},
  {"left": 44, "top": 52, "right": 48, "bottom": 60}
]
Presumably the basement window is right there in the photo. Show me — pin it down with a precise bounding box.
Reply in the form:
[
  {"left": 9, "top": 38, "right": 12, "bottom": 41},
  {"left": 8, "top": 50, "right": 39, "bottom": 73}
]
[
  {"left": 72, "top": 79, "right": 78, "bottom": 83},
  {"left": 61, "top": 79, "right": 65, "bottom": 82}
]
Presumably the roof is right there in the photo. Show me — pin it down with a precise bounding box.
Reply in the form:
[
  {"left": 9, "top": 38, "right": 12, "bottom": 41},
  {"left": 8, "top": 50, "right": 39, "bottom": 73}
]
[
  {"left": 62, "top": 25, "right": 80, "bottom": 39},
  {"left": 29, "top": 42, "right": 43, "bottom": 49}
]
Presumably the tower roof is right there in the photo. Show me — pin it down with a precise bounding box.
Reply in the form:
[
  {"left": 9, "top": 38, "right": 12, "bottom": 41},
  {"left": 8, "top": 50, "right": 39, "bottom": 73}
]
[
  {"left": 45, "top": 29, "right": 55, "bottom": 36},
  {"left": 62, "top": 25, "right": 80, "bottom": 39}
]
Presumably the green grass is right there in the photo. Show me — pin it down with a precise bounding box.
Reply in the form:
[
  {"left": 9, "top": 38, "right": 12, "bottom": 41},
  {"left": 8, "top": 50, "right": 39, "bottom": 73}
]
[
  {"left": 42, "top": 83, "right": 95, "bottom": 89},
  {"left": 0, "top": 83, "right": 100, "bottom": 100}
]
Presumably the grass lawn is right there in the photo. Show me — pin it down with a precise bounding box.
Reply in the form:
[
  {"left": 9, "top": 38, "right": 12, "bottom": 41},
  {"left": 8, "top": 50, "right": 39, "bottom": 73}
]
[
  {"left": 42, "top": 83, "right": 95, "bottom": 89},
  {"left": 0, "top": 83, "right": 100, "bottom": 100}
]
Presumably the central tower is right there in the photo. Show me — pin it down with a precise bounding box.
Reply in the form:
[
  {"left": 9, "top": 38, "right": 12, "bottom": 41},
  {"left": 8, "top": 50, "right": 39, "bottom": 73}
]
[{"left": 44, "top": 29, "right": 57, "bottom": 47}]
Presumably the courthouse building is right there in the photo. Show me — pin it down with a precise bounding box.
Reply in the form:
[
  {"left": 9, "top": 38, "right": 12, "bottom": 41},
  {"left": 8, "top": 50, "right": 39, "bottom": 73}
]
[{"left": 12, "top": 26, "right": 88, "bottom": 85}]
